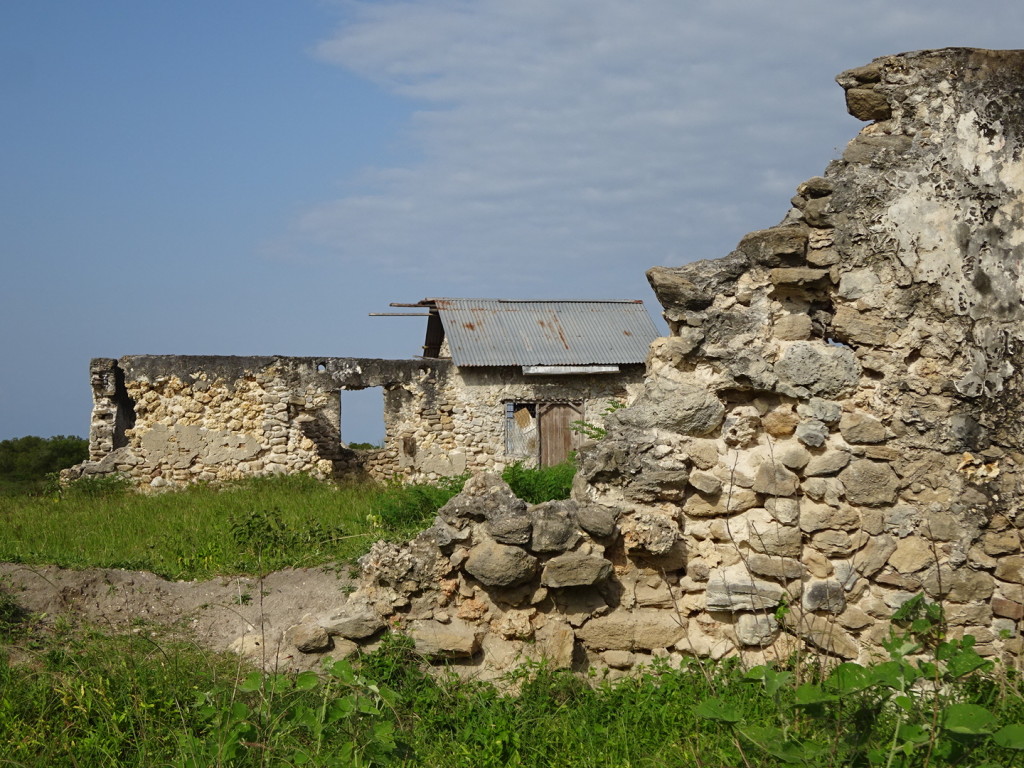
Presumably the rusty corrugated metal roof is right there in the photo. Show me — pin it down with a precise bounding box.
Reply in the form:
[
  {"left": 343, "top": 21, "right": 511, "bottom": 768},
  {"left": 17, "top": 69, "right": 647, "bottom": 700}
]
[{"left": 424, "top": 299, "right": 660, "bottom": 367}]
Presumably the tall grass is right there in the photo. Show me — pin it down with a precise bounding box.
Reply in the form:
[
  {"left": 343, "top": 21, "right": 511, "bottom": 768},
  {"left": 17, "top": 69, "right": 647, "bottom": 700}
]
[{"left": 0, "top": 474, "right": 388, "bottom": 579}]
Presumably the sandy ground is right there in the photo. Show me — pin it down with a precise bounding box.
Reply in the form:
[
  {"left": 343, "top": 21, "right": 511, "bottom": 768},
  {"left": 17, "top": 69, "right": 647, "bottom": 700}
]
[{"left": 0, "top": 562, "right": 357, "bottom": 670}]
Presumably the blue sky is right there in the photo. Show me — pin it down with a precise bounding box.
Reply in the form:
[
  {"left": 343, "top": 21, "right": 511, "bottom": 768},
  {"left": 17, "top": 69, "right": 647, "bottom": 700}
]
[{"left": 3, "top": 1, "right": 1024, "bottom": 445}]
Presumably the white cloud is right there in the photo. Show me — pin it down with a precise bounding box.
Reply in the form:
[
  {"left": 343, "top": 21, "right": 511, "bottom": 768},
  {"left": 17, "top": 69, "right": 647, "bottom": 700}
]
[{"left": 295, "top": 0, "right": 1024, "bottom": 296}]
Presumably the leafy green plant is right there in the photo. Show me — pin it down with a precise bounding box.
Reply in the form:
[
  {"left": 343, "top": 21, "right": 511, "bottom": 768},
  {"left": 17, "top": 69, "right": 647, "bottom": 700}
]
[
  {"left": 693, "top": 594, "right": 1024, "bottom": 767},
  {"left": 178, "top": 659, "right": 399, "bottom": 767},
  {"left": 569, "top": 399, "right": 626, "bottom": 441}
]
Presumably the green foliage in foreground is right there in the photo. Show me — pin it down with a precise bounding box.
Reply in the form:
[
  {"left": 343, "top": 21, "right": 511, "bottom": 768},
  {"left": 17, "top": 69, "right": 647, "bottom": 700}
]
[
  {"left": 0, "top": 434, "right": 88, "bottom": 495},
  {"left": 2, "top": 601, "right": 1023, "bottom": 768}
]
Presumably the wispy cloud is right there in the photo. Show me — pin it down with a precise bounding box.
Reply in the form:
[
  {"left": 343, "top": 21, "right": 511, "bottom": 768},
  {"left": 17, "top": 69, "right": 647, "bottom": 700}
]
[{"left": 297, "top": 0, "right": 1024, "bottom": 295}]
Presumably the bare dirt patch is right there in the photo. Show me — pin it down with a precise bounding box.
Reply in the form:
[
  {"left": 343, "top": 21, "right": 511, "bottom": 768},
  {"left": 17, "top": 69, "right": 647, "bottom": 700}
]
[{"left": 0, "top": 562, "right": 357, "bottom": 671}]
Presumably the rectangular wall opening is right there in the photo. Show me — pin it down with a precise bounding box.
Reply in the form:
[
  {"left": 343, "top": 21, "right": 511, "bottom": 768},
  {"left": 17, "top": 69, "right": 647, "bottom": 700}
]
[{"left": 340, "top": 387, "right": 385, "bottom": 449}]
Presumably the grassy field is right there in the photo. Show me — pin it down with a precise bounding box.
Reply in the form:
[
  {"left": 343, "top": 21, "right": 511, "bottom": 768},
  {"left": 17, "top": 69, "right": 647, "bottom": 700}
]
[
  {"left": 3, "top": 470, "right": 1024, "bottom": 766},
  {"left": 0, "top": 473, "right": 462, "bottom": 580}
]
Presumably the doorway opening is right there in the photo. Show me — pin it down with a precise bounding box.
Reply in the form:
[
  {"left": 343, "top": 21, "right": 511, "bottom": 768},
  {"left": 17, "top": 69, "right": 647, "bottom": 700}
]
[{"left": 505, "top": 400, "right": 582, "bottom": 466}]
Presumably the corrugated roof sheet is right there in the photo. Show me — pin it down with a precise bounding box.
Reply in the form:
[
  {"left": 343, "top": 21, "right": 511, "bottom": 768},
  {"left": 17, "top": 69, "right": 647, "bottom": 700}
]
[{"left": 428, "top": 299, "right": 660, "bottom": 367}]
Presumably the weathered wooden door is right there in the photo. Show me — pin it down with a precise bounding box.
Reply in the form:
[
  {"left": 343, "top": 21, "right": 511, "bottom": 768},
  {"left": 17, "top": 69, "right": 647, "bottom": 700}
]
[{"left": 538, "top": 402, "right": 582, "bottom": 466}]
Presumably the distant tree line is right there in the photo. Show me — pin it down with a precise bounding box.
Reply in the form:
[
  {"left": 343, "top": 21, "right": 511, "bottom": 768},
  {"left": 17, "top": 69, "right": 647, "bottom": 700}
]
[{"left": 0, "top": 435, "right": 88, "bottom": 494}]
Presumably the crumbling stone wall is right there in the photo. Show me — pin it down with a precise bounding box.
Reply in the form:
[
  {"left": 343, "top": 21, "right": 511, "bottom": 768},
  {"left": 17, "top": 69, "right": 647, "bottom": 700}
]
[
  {"left": 70, "top": 355, "right": 641, "bottom": 487},
  {"left": 279, "top": 49, "right": 1024, "bottom": 678}
]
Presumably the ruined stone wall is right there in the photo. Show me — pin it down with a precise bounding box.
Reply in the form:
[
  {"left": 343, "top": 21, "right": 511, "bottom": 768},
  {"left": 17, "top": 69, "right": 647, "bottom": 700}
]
[
  {"left": 289, "top": 49, "right": 1024, "bottom": 679},
  {"left": 379, "top": 367, "right": 638, "bottom": 482},
  {"left": 71, "top": 355, "right": 642, "bottom": 487}
]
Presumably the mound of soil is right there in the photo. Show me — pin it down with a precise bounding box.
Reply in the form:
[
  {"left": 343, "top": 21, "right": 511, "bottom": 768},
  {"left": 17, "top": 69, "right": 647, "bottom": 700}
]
[{"left": 0, "top": 562, "right": 356, "bottom": 671}]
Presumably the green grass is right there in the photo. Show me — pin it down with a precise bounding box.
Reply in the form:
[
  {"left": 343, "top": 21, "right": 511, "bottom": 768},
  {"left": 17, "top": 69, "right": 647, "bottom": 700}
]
[{"left": 0, "top": 473, "right": 463, "bottom": 580}]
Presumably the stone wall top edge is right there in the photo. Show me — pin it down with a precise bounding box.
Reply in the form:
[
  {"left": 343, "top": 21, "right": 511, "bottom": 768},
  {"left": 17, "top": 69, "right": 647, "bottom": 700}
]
[{"left": 101, "top": 355, "right": 453, "bottom": 385}]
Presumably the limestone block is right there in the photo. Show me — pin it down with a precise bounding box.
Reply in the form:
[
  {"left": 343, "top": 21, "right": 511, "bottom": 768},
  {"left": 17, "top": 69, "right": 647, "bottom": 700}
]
[
  {"left": 811, "top": 530, "right": 857, "bottom": 558},
  {"left": 995, "top": 556, "right": 1024, "bottom": 584},
  {"left": 319, "top": 606, "right": 385, "bottom": 640},
  {"left": 775, "top": 342, "right": 861, "bottom": 399},
  {"left": 530, "top": 503, "right": 582, "bottom": 553},
  {"left": 706, "top": 564, "right": 785, "bottom": 612},
  {"left": 541, "top": 554, "right": 612, "bottom": 588},
  {"left": 804, "top": 450, "right": 851, "bottom": 477},
  {"left": 689, "top": 470, "right": 723, "bottom": 495},
  {"left": 802, "top": 548, "right": 833, "bottom": 578},
  {"left": 889, "top": 536, "right": 934, "bottom": 574},
  {"left": 285, "top": 622, "right": 332, "bottom": 654},
  {"left": 495, "top": 609, "right": 535, "bottom": 640},
  {"left": 682, "top": 493, "right": 723, "bottom": 518},
  {"left": 748, "top": 521, "right": 802, "bottom": 558},
  {"left": 844, "top": 86, "right": 892, "bottom": 121},
  {"left": 765, "top": 497, "right": 800, "bottom": 525},
  {"left": 796, "top": 420, "right": 829, "bottom": 448},
  {"left": 685, "top": 438, "right": 720, "bottom": 469},
  {"left": 801, "top": 477, "right": 845, "bottom": 507},
  {"left": 762, "top": 406, "right": 799, "bottom": 437},
  {"left": 832, "top": 306, "right": 889, "bottom": 346},
  {"left": 752, "top": 462, "right": 800, "bottom": 497},
  {"left": 923, "top": 565, "right": 995, "bottom": 603},
  {"left": 724, "top": 487, "right": 759, "bottom": 513},
  {"left": 839, "top": 412, "right": 887, "bottom": 444},
  {"left": 799, "top": 501, "right": 859, "bottom": 533},
  {"left": 723, "top": 407, "right": 761, "bottom": 447},
  {"left": 535, "top": 621, "right": 576, "bottom": 668},
  {"left": 992, "top": 598, "right": 1024, "bottom": 621},
  {"left": 837, "top": 606, "right": 874, "bottom": 630},
  {"left": 774, "top": 314, "right": 812, "bottom": 340},
  {"left": 797, "top": 398, "right": 842, "bottom": 425},
  {"left": 770, "top": 267, "right": 830, "bottom": 287},
  {"left": 602, "top": 650, "right": 635, "bottom": 669},
  {"left": 837, "top": 268, "right": 881, "bottom": 300},
  {"left": 620, "top": 512, "right": 680, "bottom": 555},
  {"left": 614, "top": 375, "right": 725, "bottom": 436},
  {"left": 464, "top": 540, "right": 538, "bottom": 587},
  {"left": 410, "top": 619, "right": 479, "bottom": 658},
  {"left": 779, "top": 444, "right": 811, "bottom": 471},
  {"left": 746, "top": 553, "right": 805, "bottom": 581},
  {"left": 983, "top": 531, "right": 1020, "bottom": 557},
  {"left": 576, "top": 610, "right": 686, "bottom": 651},
  {"left": 802, "top": 580, "right": 846, "bottom": 614},
  {"left": 736, "top": 613, "right": 779, "bottom": 646},
  {"left": 572, "top": 504, "right": 617, "bottom": 538},
  {"left": 840, "top": 460, "right": 899, "bottom": 506}
]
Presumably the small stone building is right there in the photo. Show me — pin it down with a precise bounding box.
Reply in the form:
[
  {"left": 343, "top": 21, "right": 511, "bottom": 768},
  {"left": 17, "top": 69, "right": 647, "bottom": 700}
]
[{"left": 68, "top": 299, "right": 659, "bottom": 487}]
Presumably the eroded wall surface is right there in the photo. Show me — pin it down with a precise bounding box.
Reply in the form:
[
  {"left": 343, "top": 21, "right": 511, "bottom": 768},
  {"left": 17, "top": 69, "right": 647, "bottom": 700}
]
[
  {"left": 296, "top": 49, "right": 1024, "bottom": 678},
  {"left": 71, "top": 355, "right": 642, "bottom": 487}
]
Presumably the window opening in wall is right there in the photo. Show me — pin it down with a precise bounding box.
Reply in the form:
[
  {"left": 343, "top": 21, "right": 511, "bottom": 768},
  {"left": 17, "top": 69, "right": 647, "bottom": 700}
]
[
  {"left": 340, "top": 387, "right": 385, "bottom": 449},
  {"left": 505, "top": 402, "right": 538, "bottom": 457}
]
